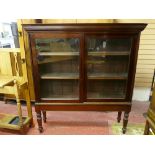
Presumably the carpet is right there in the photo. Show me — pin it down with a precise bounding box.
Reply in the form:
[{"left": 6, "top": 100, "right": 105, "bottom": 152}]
[{"left": 111, "top": 123, "right": 145, "bottom": 135}]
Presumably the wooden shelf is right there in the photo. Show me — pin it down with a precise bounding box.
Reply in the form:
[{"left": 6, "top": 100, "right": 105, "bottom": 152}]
[
  {"left": 41, "top": 97, "right": 79, "bottom": 100},
  {"left": 88, "top": 73, "right": 128, "bottom": 80},
  {"left": 39, "top": 52, "right": 79, "bottom": 56},
  {"left": 41, "top": 93, "right": 79, "bottom": 100},
  {"left": 38, "top": 57, "right": 74, "bottom": 64},
  {"left": 88, "top": 51, "right": 130, "bottom": 56},
  {"left": 87, "top": 60, "right": 106, "bottom": 64},
  {"left": 40, "top": 73, "right": 79, "bottom": 79},
  {"left": 40, "top": 73, "right": 127, "bottom": 80},
  {"left": 87, "top": 92, "right": 125, "bottom": 99},
  {"left": 0, "top": 113, "right": 31, "bottom": 131}
]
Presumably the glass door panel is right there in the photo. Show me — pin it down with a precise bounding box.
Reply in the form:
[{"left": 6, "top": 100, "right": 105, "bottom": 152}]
[
  {"left": 87, "top": 55, "right": 129, "bottom": 79},
  {"left": 86, "top": 36, "right": 132, "bottom": 99},
  {"left": 87, "top": 80, "right": 127, "bottom": 99},
  {"left": 38, "top": 56, "right": 79, "bottom": 79},
  {"left": 40, "top": 80, "right": 79, "bottom": 100},
  {"left": 36, "top": 38, "right": 79, "bottom": 53},
  {"left": 35, "top": 37, "right": 80, "bottom": 100},
  {"left": 87, "top": 38, "right": 131, "bottom": 52}
]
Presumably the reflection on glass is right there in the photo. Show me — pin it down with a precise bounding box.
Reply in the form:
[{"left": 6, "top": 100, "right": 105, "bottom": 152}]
[
  {"left": 87, "top": 80, "right": 126, "bottom": 99},
  {"left": 40, "top": 80, "right": 79, "bottom": 99},
  {"left": 87, "top": 38, "right": 132, "bottom": 52},
  {"left": 35, "top": 38, "right": 79, "bottom": 53},
  {"left": 38, "top": 56, "right": 79, "bottom": 79},
  {"left": 87, "top": 55, "right": 129, "bottom": 78}
]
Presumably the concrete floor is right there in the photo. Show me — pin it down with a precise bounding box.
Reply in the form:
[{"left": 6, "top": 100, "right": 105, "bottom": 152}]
[{"left": 0, "top": 100, "right": 149, "bottom": 135}]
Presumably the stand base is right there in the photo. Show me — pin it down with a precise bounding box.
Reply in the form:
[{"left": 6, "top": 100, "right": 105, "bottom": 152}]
[{"left": 0, "top": 113, "right": 32, "bottom": 132}]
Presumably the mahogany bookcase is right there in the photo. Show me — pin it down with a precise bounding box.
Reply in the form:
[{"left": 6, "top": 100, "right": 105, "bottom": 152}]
[{"left": 23, "top": 23, "right": 147, "bottom": 133}]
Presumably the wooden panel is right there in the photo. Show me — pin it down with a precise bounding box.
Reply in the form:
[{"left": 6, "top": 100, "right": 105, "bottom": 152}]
[
  {"left": 10, "top": 52, "right": 23, "bottom": 76},
  {"left": 136, "top": 74, "right": 154, "bottom": 80},
  {"left": 0, "top": 50, "right": 22, "bottom": 76},
  {"left": 142, "top": 29, "right": 155, "bottom": 35},
  {"left": 0, "top": 86, "right": 14, "bottom": 94},
  {"left": 140, "top": 40, "right": 155, "bottom": 44},
  {"left": 136, "top": 73, "right": 153, "bottom": 78},
  {"left": 21, "top": 19, "right": 36, "bottom": 24},
  {"left": 0, "top": 53, "right": 12, "bottom": 75},
  {"left": 116, "top": 19, "right": 155, "bottom": 88},
  {"left": 138, "top": 59, "right": 155, "bottom": 65},
  {"left": 137, "top": 64, "right": 155, "bottom": 69},
  {"left": 136, "top": 68, "right": 154, "bottom": 74},
  {"left": 0, "top": 48, "right": 20, "bottom": 53},
  {"left": 140, "top": 35, "right": 155, "bottom": 40},
  {"left": 138, "top": 54, "right": 155, "bottom": 60},
  {"left": 0, "top": 50, "right": 23, "bottom": 100},
  {"left": 76, "top": 19, "right": 114, "bottom": 23},
  {"left": 17, "top": 19, "right": 35, "bottom": 100},
  {"left": 134, "top": 82, "right": 151, "bottom": 87},
  {"left": 139, "top": 45, "right": 155, "bottom": 50},
  {"left": 139, "top": 50, "right": 155, "bottom": 54},
  {"left": 0, "top": 76, "right": 14, "bottom": 88},
  {"left": 146, "top": 24, "right": 155, "bottom": 28},
  {"left": 135, "top": 78, "right": 152, "bottom": 83},
  {"left": 115, "top": 19, "right": 155, "bottom": 23},
  {"left": 42, "top": 19, "right": 76, "bottom": 23}
]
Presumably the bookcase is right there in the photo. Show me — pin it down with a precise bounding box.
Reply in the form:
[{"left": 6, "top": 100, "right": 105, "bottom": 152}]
[{"left": 23, "top": 24, "right": 147, "bottom": 133}]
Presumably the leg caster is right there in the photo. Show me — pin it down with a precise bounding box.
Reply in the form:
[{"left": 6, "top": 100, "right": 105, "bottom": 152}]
[
  {"left": 117, "top": 111, "right": 122, "bottom": 123},
  {"left": 42, "top": 110, "right": 47, "bottom": 123},
  {"left": 36, "top": 111, "right": 43, "bottom": 133},
  {"left": 122, "top": 111, "right": 130, "bottom": 134}
]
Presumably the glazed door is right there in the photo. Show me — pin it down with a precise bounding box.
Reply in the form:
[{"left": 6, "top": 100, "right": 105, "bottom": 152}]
[
  {"left": 85, "top": 35, "right": 133, "bottom": 101},
  {"left": 30, "top": 33, "right": 82, "bottom": 102}
]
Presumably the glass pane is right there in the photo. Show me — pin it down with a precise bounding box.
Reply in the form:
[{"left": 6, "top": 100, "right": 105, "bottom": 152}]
[
  {"left": 35, "top": 38, "right": 79, "bottom": 53},
  {"left": 38, "top": 56, "right": 79, "bottom": 78},
  {"left": 87, "top": 80, "right": 127, "bottom": 99},
  {"left": 87, "top": 55, "right": 129, "bottom": 79},
  {"left": 87, "top": 38, "right": 131, "bottom": 52},
  {"left": 87, "top": 37, "right": 132, "bottom": 99},
  {"left": 40, "top": 80, "right": 79, "bottom": 100},
  {"left": 35, "top": 37, "right": 80, "bottom": 100}
]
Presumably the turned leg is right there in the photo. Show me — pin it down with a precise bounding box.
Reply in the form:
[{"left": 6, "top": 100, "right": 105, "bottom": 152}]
[
  {"left": 36, "top": 111, "right": 43, "bottom": 133},
  {"left": 14, "top": 80, "right": 23, "bottom": 128},
  {"left": 117, "top": 111, "right": 122, "bottom": 123},
  {"left": 42, "top": 110, "right": 47, "bottom": 123},
  {"left": 144, "top": 120, "right": 149, "bottom": 135},
  {"left": 122, "top": 111, "right": 130, "bottom": 134},
  {"left": 16, "top": 98, "right": 23, "bottom": 127},
  {"left": 25, "top": 87, "right": 34, "bottom": 127}
]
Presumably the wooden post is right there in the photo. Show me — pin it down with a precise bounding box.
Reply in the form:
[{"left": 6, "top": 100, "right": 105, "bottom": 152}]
[
  {"left": 36, "top": 111, "right": 43, "bottom": 133},
  {"left": 144, "top": 120, "right": 150, "bottom": 135},
  {"left": 17, "top": 19, "right": 36, "bottom": 100},
  {"left": 24, "top": 84, "right": 34, "bottom": 127},
  {"left": 14, "top": 80, "right": 23, "bottom": 127},
  {"left": 122, "top": 111, "right": 130, "bottom": 134},
  {"left": 42, "top": 111, "right": 47, "bottom": 123},
  {"left": 117, "top": 111, "right": 122, "bottom": 123}
]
